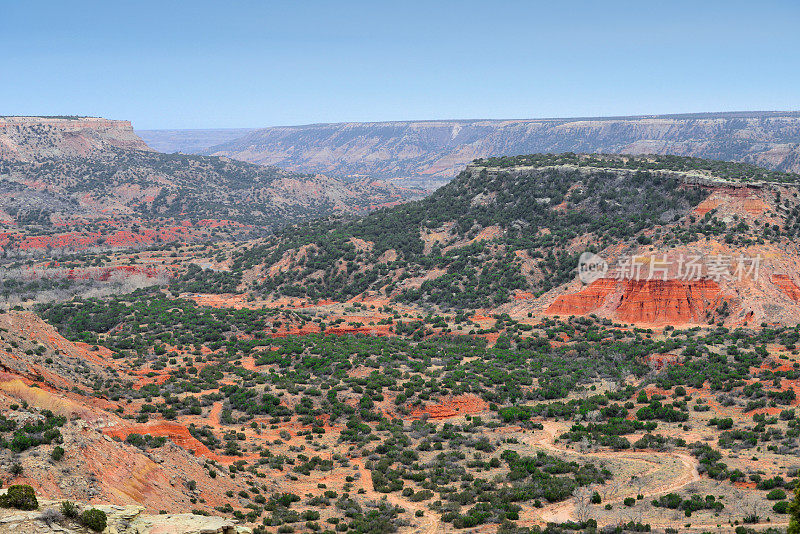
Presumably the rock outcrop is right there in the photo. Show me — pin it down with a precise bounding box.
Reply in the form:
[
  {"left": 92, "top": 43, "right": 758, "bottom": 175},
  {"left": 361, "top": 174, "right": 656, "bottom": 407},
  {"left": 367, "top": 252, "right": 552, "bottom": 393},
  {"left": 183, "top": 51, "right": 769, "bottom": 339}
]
[
  {"left": 614, "top": 278, "right": 721, "bottom": 325},
  {"left": 772, "top": 274, "right": 800, "bottom": 301},
  {"left": 547, "top": 278, "right": 722, "bottom": 325},
  {"left": 0, "top": 500, "right": 250, "bottom": 533},
  {"left": 0, "top": 116, "right": 151, "bottom": 161},
  {"left": 545, "top": 278, "right": 618, "bottom": 316}
]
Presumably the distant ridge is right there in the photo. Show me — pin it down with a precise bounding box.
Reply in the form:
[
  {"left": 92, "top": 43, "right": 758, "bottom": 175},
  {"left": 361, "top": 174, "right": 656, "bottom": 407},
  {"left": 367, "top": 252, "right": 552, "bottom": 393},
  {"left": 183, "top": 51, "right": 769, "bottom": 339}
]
[
  {"left": 138, "top": 110, "right": 800, "bottom": 188},
  {"left": 137, "top": 127, "right": 257, "bottom": 154}
]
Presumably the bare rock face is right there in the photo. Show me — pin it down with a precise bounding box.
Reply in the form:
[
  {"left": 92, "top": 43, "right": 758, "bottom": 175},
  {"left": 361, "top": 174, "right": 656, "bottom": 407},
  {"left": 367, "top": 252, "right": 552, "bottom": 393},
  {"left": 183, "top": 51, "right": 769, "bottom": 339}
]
[
  {"left": 0, "top": 500, "right": 250, "bottom": 534},
  {"left": 546, "top": 277, "right": 618, "bottom": 316},
  {"left": 547, "top": 278, "right": 722, "bottom": 325},
  {"left": 0, "top": 116, "right": 152, "bottom": 161},
  {"left": 147, "top": 111, "right": 800, "bottom": 188}
]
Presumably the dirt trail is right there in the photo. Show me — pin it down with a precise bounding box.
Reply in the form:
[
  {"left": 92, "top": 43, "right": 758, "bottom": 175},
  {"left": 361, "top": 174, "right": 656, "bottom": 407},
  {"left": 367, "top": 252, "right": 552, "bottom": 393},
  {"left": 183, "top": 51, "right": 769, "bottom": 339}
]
[
  {"left": 208, "top": 401, "right": 223, "bottom": 426},
  {"left": 353, "top": 458, "right": 441, "bottom": 534},
  {"left": 519, "top": 421, "right": 701, "bottom": 525}
]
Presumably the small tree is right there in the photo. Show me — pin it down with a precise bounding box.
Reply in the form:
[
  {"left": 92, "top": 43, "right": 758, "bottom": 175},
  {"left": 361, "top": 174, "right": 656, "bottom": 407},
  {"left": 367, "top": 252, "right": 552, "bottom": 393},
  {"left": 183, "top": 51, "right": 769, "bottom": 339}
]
[
  {"left": 61, "top": 500, "right": 79, "bottom": 519},
  {"left": 573, "top": 485, "right": 594, "bottom": 523},
  {"left": 0, "top": 485, "right": 38, "bottom": 510},
  {"left": 51, "top": 446, "right": 65, "bottom": 461},
  {"left": 81, "top": 508, "right": 107, "bottom": 532},
  {"left": 789, "top": 485, "right": 800, "bottom": 534}
]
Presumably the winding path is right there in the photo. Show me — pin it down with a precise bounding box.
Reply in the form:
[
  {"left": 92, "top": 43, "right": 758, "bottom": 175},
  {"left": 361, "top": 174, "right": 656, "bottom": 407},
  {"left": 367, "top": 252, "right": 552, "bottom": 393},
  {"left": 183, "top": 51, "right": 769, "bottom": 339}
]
[{"left": 515, "top": 421, "right": 701, "bottom": 525}]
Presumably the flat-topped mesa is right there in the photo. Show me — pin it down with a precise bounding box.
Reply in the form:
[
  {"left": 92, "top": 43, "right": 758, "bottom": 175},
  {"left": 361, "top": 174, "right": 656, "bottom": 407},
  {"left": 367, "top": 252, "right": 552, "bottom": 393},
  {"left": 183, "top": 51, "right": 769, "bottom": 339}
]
[{"left": 0, "top": 116, "right": 152, "bottom": 161}]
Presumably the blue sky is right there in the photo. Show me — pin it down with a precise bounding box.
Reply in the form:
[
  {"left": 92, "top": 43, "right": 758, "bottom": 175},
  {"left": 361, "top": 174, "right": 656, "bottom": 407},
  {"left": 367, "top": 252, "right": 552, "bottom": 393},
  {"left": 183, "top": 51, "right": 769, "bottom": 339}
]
[{"left": 2, "top": 0, "right": 798, "bottom": 129}]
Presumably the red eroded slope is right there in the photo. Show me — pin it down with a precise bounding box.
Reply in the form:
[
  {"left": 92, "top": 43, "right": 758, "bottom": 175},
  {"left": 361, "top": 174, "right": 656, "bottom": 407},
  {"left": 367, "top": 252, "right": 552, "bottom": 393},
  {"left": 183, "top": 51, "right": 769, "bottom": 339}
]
[
  {"left": 694, "top": 186, "right": 769, "bottom": 217},
  {"left": 104, "top": 422, "right": 221, "bottom": 462},
  {"left": 409, "top": 395, "right": 489, "bottom": 420},
  {"left": 772, "top": 274, "right": 800, "bottom": 301},
  {"left": 615, "top": 279, "right": 720, "bottom": 325},
  {"left": 547, "top": 278, "right": 721, "bottom": 325},
  {"left": 546, "top": 278, "right": 617, "bottom": 315}
]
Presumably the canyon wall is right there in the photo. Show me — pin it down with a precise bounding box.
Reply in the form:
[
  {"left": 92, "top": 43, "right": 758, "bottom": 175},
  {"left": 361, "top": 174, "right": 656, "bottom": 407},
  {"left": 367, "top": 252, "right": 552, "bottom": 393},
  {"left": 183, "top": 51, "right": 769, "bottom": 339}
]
[
  {"left": 139, "top": 111, "right": 800, "bottom": 188},
  {"left": 0, "top": 116, "right": 151, "bottom": 161}
]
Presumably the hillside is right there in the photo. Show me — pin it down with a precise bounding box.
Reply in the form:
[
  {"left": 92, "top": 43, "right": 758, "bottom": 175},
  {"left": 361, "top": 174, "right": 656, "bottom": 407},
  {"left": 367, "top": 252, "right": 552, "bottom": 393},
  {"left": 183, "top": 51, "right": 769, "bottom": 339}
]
[
  {"left": 0, "top": 117, "right": 422, "bottom": 254},
  {"left": 4, "top": 154, "right": 800, "bottom": 533},
  {"left": 0, "top": 116, "right": 151, "bottom": 160},
  {"left": 140, "top": 111, "right": 800, "bottom": 188},
  {"left": 185, "top": 154, "right": 800, "bottom": 326}
]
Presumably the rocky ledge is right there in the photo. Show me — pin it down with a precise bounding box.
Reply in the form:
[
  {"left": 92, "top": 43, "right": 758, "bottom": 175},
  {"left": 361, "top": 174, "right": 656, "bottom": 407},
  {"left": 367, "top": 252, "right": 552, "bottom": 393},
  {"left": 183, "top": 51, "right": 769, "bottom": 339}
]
[{"left": 0, "top": 500, "right": 251, "bottom": 534}]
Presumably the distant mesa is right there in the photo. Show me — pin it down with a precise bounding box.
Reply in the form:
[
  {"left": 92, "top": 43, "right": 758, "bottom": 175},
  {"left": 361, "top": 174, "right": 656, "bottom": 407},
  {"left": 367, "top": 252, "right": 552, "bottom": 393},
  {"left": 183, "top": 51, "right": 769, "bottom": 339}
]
[
  {"left": 0, "top": 116, "right": 152, "bottom": 161},
  {"left": 138, "top": 110, "right": 800, "bottom": 189}
]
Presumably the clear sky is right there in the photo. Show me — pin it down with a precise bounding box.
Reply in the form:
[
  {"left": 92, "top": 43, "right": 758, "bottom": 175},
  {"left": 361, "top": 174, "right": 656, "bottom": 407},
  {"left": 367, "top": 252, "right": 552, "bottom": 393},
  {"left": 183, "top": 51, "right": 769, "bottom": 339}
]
[{"left": 2, "top": 0, "right": 798, "bottom": 129}]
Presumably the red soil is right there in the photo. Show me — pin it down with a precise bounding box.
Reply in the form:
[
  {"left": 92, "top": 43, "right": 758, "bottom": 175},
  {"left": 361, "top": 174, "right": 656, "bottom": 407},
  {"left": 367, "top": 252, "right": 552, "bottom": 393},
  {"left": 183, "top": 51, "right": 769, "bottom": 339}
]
[
  {"left": 409, "top": 395, "right": 489, "bottom": 420},
  {"left": 104, "top": 421, "right": 242, "bottom": 464},
  {"left": 646, "top": 353, "right": 680, "bottom": 370},
  {"left": 615, "top": 278, "right": 721, "bottom": 325},
  {"left": 772, "top": 274, "right": 800, "bottom": 301},
  {"left": 547, "top": 278, "right": 721, "bottom": 325},
  {"left": 323, "top": 324, "right": 394, "bottom": 337},
  {"left": 547, "top": 278, "right": 617, "bottom": 315},
  {"left": 0, "top": 219, "right": 247, "bottom": 252}
]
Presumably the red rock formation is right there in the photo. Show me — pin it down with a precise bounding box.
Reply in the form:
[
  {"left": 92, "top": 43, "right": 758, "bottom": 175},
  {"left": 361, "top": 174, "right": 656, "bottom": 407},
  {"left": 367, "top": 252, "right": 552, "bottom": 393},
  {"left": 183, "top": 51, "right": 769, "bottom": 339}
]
[
  {"left": 772, "top": 274, "right": 800, "bottom": 301},
  {"left": 547, "top": 278, "right": 721, "bottom": 325},
  {"left": 615, "top": 279, "right": 720, "bottom": 325},
  {"left": 694, "top": 186, "right": 770, "bottom": 217},
  {"left": 409, "top": 395, "right": 489, "bottom": 420},
  {"left": 547, "top": 277, "right": 617, "bottom": 315}
]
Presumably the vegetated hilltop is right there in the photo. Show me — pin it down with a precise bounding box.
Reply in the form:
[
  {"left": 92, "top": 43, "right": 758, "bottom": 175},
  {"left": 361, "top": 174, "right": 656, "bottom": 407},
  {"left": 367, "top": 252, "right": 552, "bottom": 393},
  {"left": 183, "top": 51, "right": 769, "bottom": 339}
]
[
  {"left": 0, "top": 117, "right": 422, "bottom": 254},
  {"left": 194, "top": 153, "right": 800, "bottom": 326},
  {"left": 138, "top": 111, "right": 800, "bottom": 188}
]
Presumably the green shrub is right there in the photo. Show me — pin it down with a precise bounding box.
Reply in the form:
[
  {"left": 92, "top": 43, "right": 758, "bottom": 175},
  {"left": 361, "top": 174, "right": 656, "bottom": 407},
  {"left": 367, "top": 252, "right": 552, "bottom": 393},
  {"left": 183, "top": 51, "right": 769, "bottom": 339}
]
[
  {"left": 81, "top": 508, "right": 107, "bottom": 532},
  {"left": 774, "top": 501, "right": 790, "bottom": 514},
  {"left": 768, "top": 489, "right": 788, "bottom": 501},
  {"left": 0, "top": 485, "right": 38, "bottom": 510},
  {"left": 61, "top": 500, "right": 79, "bottom": 518},
  {"left": 51, "top": 446, "right": 65, "bottom": 461}
]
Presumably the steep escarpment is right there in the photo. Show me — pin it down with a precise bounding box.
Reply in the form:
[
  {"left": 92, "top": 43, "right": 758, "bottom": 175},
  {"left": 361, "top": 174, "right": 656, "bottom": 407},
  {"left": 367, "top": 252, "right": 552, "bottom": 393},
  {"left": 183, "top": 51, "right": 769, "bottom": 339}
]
[
  {"left": 141, "top": 111, "right": 800, "bottom": 188},
  {"left": 545, "top": 278, "right": 618, "bottom": 316},
  {"left": 0, "top": 116, "right": 151, "bottom": 161},
  {"left": 548, "top": 278, "right": 722, "bottom": 325},
  {"left": 540, "top": 232, "right": 800, "bottom": 327}
]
